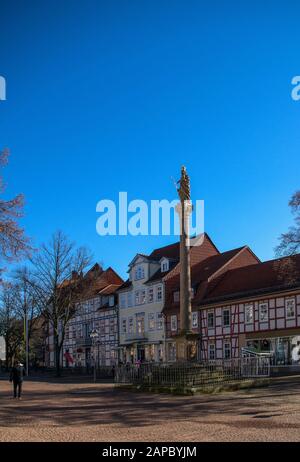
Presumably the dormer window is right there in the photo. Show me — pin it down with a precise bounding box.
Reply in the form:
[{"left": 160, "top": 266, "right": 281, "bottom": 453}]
[
  {"left": 161, "top": 259, "right": 169, "bottom": 272},
  {"left": 134, "top": 266, "right": 145, "bottom": 280}
]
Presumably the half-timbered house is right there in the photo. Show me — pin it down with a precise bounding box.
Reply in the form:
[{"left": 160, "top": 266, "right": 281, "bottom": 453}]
[
  {"left": 45, "top": 264, "right": 123, "bottom": 368},
  {"left": 198, "top": 254, "right": 300, "bottom": 364}
]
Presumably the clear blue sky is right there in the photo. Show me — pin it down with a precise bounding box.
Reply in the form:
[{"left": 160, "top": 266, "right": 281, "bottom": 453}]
[{"left": 0, "top": 0, "right": 300, "bottom": 280}]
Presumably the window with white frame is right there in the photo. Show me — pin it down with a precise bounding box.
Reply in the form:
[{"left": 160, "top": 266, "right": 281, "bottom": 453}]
[
  {"left": 161, "top": 260, "right": 169, "bottom": 272},
  {"left": 127, "top": 292, "right": 133, "bottom": 307},
  {"left": 245, "top": 304, "right": 253, "bottom": 324},
  {"left": 141, "top": 290, "right": 146, "bottom": 304},
  {"left": 128, "top": 317, "right": 134, "bottom": 333},
  {"left": 157, "top": 312, "right": 163, "bottom": 330},
  {"left": 135, "top": 266, "right": 145, "bottom": 280},
  {"left": 286, "top": 298, "right": 296, "bottom": 319},
  {"left": 157, "top": 285, "right": 163, "bottom": 301},
  {"left": 148, "top": 313, "right": 155, "bottom": 330},
  {"left": 119, "top": 293, "right": 126, "bottom": 309},
  {"left": 121, "top": 318, "right": 127, "bottom": 334},
  {"left": 207, "top": 310, "right": 214, "bottom": 328},
  {"left": 135, "top": 291, "right": 140, "bottom": 305},
  {"left": 136, "top": 314, "right": 145, "bottom": 334},
  {"left": 259, "top": 302, "right": 268, "bottom": 322},
  {"left": 224, "top": 342, "right": 231, "bottom": 359},
  {"left": 209, "top": 343, "right": 215, "bottom": 360},
  {"left": 192, "top": 312, "right": 198, "bottom": 328},
  {"left": 148, "top": 287, "right": 154, "bottom": 303},
  {"left": 171, "top": 315, "right": 177, "bottom": 332},
  {"left": 173, "top": 291, "right": 180, "bottom": 303},
  {"left": 222, "top": 309, "right": 230, "bottom": 327}
]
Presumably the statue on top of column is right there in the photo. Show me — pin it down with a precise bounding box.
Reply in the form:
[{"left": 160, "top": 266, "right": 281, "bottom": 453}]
[{"left": 177, "top": 165, "right": 191, "bottom": 203}]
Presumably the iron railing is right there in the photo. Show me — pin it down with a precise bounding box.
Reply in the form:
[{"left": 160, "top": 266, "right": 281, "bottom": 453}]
[{"left": 115, "top": 358, "right": 270, "bottom": 388}]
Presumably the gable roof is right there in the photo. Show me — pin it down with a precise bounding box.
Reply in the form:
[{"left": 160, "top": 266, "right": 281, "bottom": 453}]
[
  {"left": 128, "top": 253, "right": 153, "bottom": 268},
  {"left": 192, "top": 247, "right": 247, "bottom": 282},
  {"left": 84, "top": 263, "right": 103, "bottom": 278},
  {"left": 117, "top": 233, "right": 219, "bottom": 291},
  {"left": 201, "top": 254, "right": 300, "bottom": 304},
  {"left": 148, "top": 232, "right": 219, "bottom": 262},
  {"left": 149, "top": 241, "right": 180, "bottom": 261},
  {"left": 163, "top": 245, "right": 260, "bottom": 309},
  {"left": 79, "top": 265, "right": 123, "bottom": 300}
]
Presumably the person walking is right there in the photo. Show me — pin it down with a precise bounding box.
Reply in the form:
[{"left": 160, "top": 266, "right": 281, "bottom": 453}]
[{"left": 9, "top": 361, "right": 26, "bottom": 399}]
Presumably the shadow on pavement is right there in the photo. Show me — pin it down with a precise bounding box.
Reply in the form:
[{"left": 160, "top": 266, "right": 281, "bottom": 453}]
[{"left": 0, "top": 375, "right": 300, "bottom": 430}]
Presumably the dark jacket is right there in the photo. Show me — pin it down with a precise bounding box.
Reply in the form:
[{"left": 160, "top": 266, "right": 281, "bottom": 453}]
[{"left": 10, "top": 365, "right": 26, "bottom": 383}]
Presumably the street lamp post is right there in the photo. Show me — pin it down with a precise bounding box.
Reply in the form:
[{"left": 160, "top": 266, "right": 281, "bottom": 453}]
[
  {"left": 90, "top": 329, "right": 99, "bottom": 383},
  {"left": 24, "top": 307, "right": 29, "bottom": 376}
]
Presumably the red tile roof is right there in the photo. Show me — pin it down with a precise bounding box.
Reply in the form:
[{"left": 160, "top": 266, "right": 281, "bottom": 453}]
[
  {"left": 148, "top": 232, "right": 219, "bottom": 261},
  {"left": 192, "top": 247, "right": 248, "bottom": 282},
  {"left": 164, "top": 246, "right": 254, "bottom": 307},
  {"left": 74, "top": 265, "right": 124, "bottom": 301},
  {"left": 201, "top": 254, "right": 300, "bottom": 304},
  {"left": 98, "top": 284, "right": 121, "bottom": 295},
  {"left": 118, "top": 233, "right": 219, "bottom": 290},
  {"left": 149, "top": 241, "right": 180, "bottom": 261}
]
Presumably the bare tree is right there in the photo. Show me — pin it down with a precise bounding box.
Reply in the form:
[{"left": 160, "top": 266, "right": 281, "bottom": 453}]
[
  {"left": 12, "top": 266, "right": 40, "bottom": 371},
  {"left": 276, "top": 191, "right": 300, "bottom": 256},
  {"left": 0, "top": 283, "right": 23, "bottom": 369},
  {"left": 0, "top": 149, "right": 31, "bottom": 268},
  {"left": 30, "top": 231, "right": 92, "bottom": 376}
]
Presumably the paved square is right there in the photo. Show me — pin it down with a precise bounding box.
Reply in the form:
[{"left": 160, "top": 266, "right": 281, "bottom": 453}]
[{"left": 0, "top": 376, "right": 300, "bottom": 441}]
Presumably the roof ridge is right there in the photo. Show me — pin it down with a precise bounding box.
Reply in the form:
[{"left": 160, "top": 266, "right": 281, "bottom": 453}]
[{"left": 221, "top": 253, "right": 300, "bottom": 276}]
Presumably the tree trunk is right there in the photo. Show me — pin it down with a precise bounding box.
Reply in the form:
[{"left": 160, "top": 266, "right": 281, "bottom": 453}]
[{"left": 54, "top": 334, "right": 61, "bottom": 377}]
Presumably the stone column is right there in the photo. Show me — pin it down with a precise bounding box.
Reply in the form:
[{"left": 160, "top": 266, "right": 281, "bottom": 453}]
[{"left": 175, "top": 200, "right": 193, "bottom": 361}]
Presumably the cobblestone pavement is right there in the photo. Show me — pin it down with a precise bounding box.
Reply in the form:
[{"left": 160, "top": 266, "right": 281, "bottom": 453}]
[{"left": 0, "top": 376, "right": 300, "bottom": 442}]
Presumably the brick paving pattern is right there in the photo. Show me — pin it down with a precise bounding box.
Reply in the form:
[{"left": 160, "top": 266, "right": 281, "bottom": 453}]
[{"left": 0, "top": 376, "right": 300, "bottom": 441}]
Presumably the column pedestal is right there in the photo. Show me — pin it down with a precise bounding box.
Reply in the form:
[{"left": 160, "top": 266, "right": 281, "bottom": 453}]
[{"left": 175, "top": 332, "right": 199, "bottom": 362}]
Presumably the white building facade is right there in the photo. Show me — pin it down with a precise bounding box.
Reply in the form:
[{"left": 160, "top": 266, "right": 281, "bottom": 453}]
[{"left": 118, "top": 254, "right": 178, "bottom": 363}]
